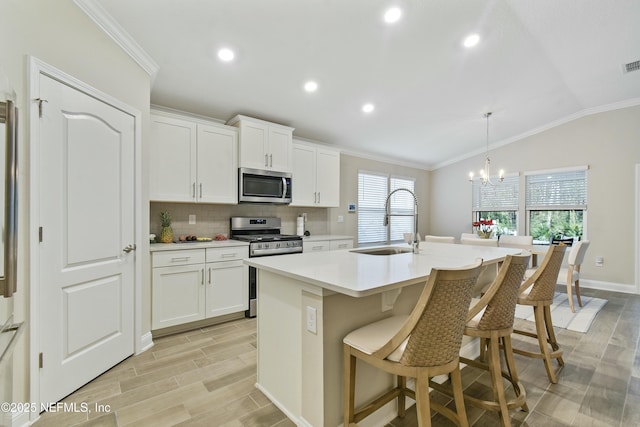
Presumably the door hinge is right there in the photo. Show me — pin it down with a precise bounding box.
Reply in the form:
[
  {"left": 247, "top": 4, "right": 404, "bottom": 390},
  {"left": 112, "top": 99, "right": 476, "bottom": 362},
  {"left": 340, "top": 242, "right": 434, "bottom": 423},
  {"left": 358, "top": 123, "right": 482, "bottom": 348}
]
[
  {"left": 35, "top": 98, "right": 48, "bottom": 118},
  {"left": 39, "top": 352, "right": 43, "bottom": 368},
  {"left": 39, "top": 226, "right": 43, "bottom": 242}
]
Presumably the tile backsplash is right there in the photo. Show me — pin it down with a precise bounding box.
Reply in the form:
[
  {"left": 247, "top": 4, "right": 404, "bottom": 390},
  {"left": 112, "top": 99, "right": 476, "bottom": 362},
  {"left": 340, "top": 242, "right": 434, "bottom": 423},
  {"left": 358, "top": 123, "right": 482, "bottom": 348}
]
[{"left": 150, "top": 202, "right": 329, "bottom": 240}]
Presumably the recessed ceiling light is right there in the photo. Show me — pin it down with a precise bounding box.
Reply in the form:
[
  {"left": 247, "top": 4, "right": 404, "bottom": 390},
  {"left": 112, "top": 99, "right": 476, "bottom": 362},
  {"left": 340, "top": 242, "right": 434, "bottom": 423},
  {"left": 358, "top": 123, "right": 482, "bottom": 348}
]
[
  {"left": 362, "top": 103, "right": 375, "bottom": 113},
  {"left": 217, "top": 48, "right": 235, "bottom": 62},
  {"left": 304, "top": 81, "right": 318, "bottom": 92},
  {"left": 384, "top": 7, "right": 402, "bottom": 23},
  {"left": 463, "top": 34, "right": 480, "bottom": 48}
]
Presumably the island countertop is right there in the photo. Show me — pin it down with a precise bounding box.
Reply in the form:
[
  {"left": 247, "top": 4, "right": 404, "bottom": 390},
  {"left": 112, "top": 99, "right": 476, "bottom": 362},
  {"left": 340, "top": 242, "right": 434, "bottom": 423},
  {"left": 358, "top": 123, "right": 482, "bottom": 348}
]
[{"left": 245, "top": 242, "right": 523, "bottom": 297}]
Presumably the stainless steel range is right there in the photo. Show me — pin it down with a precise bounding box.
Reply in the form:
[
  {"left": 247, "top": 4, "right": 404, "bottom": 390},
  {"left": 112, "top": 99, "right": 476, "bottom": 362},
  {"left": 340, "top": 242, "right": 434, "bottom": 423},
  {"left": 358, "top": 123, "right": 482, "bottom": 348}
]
[{"left": 230, "top": 217, "right": 303, "bottom": 317}]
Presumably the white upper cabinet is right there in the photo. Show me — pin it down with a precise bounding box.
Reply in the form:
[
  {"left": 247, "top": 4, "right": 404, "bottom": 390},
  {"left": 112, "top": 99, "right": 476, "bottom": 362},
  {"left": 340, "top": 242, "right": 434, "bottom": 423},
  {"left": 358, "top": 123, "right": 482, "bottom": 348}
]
[
  {"left": 150, "top": 111, "right": 238, "bottom": 203},
  {"left": 291, "top": 140, "right": 340, "bottom": 207},
  {"left": 228, "top": 115, "right": 294, "bottom": 173}
]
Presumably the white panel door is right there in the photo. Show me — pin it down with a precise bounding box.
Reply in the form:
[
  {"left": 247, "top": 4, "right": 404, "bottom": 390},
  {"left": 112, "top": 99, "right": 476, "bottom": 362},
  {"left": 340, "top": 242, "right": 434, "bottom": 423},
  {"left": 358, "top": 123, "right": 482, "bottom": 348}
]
[
  {"left": 197, "top": 124, "right": 237, "bottom": 204},
  {"left": 38, "top": 74, "right": 135, "bottom": 404}
]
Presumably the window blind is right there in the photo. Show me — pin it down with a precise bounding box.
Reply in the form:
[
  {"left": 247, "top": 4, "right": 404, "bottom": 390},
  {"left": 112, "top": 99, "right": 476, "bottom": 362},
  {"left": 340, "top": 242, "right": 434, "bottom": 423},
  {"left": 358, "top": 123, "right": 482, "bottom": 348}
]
[
  {"left": 389, "top": 177, "right": 416, "bottom": 242},
  {"left": 525, "top": 169, "right": 587, "bottom": 210},
  {"left": 472, "top": 175, "right": 519, "bottom": 211},
  {"left": 358, "top": 172, "right": 388, "bottom": 244},
  {"left": 357, "top": 172, "right": 415, "bottom": 244}
]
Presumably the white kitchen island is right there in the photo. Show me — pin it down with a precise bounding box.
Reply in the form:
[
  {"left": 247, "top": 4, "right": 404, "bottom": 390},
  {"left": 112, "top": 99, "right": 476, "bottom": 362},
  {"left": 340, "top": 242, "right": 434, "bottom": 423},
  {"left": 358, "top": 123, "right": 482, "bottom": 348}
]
[{"left": 245, "top": 242, "right": 523, "bottom": 427}]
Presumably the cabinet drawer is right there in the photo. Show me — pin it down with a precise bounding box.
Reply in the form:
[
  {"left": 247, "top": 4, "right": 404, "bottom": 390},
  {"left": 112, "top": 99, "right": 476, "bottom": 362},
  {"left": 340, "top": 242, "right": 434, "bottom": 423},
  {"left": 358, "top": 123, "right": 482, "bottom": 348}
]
[
  {"left": 206, "top": 246, "right": 249, "bottom": 263},
  {"left": 330, "top": 239, "right": 353, "bottom": 251},
  {"left": 303, "top": 241, "right": 330, "bottom": 252},
  {"left": 153, "top": 249, "right": 205, "bottom": 267}
]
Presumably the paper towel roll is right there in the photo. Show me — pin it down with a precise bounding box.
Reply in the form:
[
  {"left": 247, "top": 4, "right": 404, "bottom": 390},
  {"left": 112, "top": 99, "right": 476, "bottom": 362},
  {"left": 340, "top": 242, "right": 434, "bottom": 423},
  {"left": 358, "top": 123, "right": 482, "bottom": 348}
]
[{"left": 297, "top": 216, "right": 304, "bottom": 236}]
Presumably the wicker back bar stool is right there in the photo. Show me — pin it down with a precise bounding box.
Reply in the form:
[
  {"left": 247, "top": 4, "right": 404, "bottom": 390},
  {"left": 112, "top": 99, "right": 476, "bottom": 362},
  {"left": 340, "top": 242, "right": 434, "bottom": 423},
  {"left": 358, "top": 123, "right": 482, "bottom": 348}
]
[
  {"left": 342, "top": 261, "right": 483, "bottom": 427},
  {"left": 460, "top": 253, "right": 531, "bottom": 426},
  {"left": 512, "top": 244, "right": 567, "bottom": 383}
]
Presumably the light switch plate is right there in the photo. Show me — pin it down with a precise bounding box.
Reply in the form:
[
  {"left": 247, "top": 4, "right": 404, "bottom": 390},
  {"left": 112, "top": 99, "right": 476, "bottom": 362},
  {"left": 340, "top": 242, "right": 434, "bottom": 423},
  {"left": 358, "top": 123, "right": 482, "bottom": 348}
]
[{"left": 188, "top": 214, "right": 196, "bottom": 225}]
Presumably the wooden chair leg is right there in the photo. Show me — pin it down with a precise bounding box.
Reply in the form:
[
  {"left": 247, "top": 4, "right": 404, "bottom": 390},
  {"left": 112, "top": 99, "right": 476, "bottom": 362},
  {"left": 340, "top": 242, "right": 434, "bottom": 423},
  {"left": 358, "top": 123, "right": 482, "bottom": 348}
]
[
  {"left": 575, "top": 279, "right": 583, "bottom": 307},
  {"left": 343, "top": 345, "right": 356, "bottom": 427},
  {"left": 449, "top": 366, "right": 469, "bottom": 427},
  {"left": 543, "top": 306, "right": 564, "bottom": 366},
  {"left": 487, "top": 336, "right": 510, "bottom": 427},
  {"left": 398, "top": 375, "right": 406, "bottom": 418},
  {"left": 501, "top": 335, "right": 528, "bottom": 412},
  {"left": 566, "top": 277, "right": 576, "bottom": 313},
  {"left": 415, "top": 372, "right": 433, "bottom": 427},
  {"left": 534, "top": 305, "right": 558, "bottom": 383}
]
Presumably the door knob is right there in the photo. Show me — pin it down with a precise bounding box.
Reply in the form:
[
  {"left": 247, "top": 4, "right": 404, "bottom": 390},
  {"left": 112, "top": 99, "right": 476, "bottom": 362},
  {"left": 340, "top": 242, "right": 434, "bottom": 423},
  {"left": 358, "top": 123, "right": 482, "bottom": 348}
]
[{"left": 123, "top": 244, "right": 137, "bottom": 253}]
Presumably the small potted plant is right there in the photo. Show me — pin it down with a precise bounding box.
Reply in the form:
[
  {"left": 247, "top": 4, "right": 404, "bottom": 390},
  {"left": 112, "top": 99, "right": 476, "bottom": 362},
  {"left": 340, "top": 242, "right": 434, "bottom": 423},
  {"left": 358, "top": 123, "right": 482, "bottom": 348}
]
[{"left": 473, "top": 219, "right": 495, "bottom": 239}]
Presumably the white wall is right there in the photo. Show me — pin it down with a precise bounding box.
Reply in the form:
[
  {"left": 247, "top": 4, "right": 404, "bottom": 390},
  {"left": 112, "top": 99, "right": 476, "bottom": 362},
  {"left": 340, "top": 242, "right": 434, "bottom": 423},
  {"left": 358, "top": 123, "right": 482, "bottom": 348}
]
[
  {"left": 430, "top": 105, "right": 640, "bottom": 291},
  {"left": 328, "top": 153, "right": 430, "bottom": 246},
  {"left": 0, "top": 0, "right": 151, "bottom": 406}
]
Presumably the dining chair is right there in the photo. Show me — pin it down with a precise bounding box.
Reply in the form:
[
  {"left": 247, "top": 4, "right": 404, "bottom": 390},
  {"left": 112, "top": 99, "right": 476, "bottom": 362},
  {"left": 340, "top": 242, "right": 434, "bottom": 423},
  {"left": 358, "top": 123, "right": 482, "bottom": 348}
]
[
  {"left": 512, "top": 244, "right": 567, "bottom": 383},
  {"left": 343, "top": 261, "right": 483, "bottom": 427},
  {"left": 460, "top": 253, "right": 531, "bottom": 426},
  {"left": 558, "top": 240, "right": 590, "bottom": 312},
  {"left": 424, "top": 235, "right": 456, "bottom": 244},
  {"left": 461, "top": 237, "right": 498, "bottom": 247},
  {"left": 551, "top": 237, "right": 574, "bottom": 246},
  {"left": 499, "top": 235, "right": 533, "bottom": 246},
  {"left": 460, "top": 232, "right": 479, "bottom": 240}
]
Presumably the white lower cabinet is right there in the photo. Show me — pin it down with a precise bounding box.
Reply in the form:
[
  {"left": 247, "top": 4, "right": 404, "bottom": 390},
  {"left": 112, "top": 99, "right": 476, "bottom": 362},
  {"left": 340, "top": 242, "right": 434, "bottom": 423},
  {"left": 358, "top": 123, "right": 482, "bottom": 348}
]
[
  {"left": 330, "top": 239, "right": 354, "bottom": 251},
  {"left": 152, "top": 246, "right": 248, "bottom": 330},
  {"left": 303, "top": 238, "right": 354, "bottom": 253}
]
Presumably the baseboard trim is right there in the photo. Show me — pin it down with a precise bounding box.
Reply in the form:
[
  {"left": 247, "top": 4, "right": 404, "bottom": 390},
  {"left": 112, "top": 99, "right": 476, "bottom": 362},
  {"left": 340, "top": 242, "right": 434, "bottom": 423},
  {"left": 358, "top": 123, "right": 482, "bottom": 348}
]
[
  {"left": 579, "top": 279, "right": 638, "bottom": 295},
  {"left": 138, "top": 331, "right": 154, "bottom": 354}
]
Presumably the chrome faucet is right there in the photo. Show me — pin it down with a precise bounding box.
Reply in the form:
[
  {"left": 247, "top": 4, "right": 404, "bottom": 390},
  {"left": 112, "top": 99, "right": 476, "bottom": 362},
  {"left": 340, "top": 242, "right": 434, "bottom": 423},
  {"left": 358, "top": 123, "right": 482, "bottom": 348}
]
[{"left": 383, "top": 188, "right": 420, "bottom": 254}]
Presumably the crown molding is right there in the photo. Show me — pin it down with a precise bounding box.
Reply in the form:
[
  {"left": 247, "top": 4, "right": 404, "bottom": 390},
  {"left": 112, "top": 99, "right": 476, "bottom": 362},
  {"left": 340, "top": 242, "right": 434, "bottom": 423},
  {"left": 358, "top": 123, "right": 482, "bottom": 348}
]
[
  {"left": 433, "top": 98, "right": 640, "bottom": 170},
  {"left": 74, "top": 0, "right": 159, "bottom": 82}
]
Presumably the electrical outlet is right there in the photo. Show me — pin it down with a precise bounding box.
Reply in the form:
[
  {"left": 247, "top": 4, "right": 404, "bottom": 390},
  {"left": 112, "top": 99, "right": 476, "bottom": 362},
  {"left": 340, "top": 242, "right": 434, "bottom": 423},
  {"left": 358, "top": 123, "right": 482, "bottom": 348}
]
[
  {"left": 306, "top": 306, "right": 317, "bottom": 334},
  {"left": 337, "top": 215, "right": 344, "bottom": 223},
  {"left": 189, "top": 214, "right": 196, "bottom": 225},
  {"left": 595, "top": 256, "right": 604, "bottom": 267}
]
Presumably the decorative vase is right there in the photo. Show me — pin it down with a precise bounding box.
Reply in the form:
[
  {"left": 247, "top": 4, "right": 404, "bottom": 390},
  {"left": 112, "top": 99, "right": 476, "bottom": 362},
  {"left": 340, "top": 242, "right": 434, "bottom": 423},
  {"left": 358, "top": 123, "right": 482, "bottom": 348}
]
[{"left": 477, "top": 230, "right": 493, "bottom": 239}]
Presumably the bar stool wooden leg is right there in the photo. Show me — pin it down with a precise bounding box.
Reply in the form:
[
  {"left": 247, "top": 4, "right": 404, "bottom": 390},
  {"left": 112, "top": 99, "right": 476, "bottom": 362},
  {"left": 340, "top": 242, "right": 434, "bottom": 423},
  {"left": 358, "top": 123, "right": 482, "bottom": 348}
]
[
  {"left": 487, "top": 334, "right": 510, "bottom": 427},
  {"left": 534, "top": 305, "right": 559, "bottom": 383},
  {"left": 575, "top": 278, "right": 583, "bottom": 308},
  {"left": 501, "top": 335, "right": 528, "bottom": 412},
  {"left": 566, "top": 276, "right": 576, "bottom": 313},
  {"left": 415, "top": 371, "right": 433, "bottom": 427},
  {"left": 450, "top": 366, "right": 469, "bottom": 427},
  {"left": 343, "top": 345, "right": 356, "bottom": 427}
]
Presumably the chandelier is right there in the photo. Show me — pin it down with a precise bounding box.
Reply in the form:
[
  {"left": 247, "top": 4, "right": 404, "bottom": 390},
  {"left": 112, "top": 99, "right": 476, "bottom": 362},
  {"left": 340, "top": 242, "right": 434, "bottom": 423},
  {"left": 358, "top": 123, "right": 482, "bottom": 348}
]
[{"left": 468, "top": 112, "right": 504, "bottom": 186}]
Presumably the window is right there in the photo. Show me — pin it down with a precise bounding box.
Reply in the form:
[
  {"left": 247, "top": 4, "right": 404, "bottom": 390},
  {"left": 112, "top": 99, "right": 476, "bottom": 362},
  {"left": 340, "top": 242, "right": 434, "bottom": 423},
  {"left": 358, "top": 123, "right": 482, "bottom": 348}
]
[
  {"left": 525, "top": 168, "right": 587, "bottom": 244},
  {"left": 472, "top": 175, "right": 518, "bottom": 236},
  {"left": 358, "top": 172, "right": 416, "bottom": 244}
]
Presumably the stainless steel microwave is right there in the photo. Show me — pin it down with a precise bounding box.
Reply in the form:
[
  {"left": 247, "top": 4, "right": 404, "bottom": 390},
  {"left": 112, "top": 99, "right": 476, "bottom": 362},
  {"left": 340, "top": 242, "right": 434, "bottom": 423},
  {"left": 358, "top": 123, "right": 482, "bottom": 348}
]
[{"left": 238, "top": 168, "right": 292, "bottom": 204}]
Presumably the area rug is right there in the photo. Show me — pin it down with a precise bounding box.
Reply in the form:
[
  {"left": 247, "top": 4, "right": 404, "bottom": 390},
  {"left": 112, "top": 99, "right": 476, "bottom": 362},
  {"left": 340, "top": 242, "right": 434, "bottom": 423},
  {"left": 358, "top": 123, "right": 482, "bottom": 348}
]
[{"left": 514, "top": 293, "right": 608, "bottom": 333}]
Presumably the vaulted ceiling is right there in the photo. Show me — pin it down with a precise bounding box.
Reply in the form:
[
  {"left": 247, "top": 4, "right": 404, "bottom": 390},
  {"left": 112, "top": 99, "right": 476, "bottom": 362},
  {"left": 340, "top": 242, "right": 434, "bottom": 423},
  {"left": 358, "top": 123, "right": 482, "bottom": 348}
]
[{"left": 89, "top": 0, "right": 640, "bottom": 169}]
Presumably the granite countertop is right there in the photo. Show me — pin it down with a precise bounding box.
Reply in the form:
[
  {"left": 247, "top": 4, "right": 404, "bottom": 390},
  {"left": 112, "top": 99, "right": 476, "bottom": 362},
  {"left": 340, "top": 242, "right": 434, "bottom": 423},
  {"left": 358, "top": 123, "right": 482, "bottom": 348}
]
[
  {"left": 150, "top": 239, "right": 250, "bottom": 252},
  {"left": 245, "top": 242, "right": 522, "bottom": 298}
]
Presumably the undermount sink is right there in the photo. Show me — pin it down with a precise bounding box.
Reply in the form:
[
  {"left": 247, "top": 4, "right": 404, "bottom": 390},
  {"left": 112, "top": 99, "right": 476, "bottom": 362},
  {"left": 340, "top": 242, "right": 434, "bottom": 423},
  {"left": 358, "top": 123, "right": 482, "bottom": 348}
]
[{"left": 351, "top": 246, "right": 413, "bottom": 256}]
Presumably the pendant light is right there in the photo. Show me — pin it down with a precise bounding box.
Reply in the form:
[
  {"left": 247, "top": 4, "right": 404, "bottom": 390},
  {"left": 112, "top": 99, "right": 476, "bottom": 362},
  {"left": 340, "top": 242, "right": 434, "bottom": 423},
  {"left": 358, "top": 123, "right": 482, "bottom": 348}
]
[{"left": 468, "top": 112, "right": 504, "bottom": 186}]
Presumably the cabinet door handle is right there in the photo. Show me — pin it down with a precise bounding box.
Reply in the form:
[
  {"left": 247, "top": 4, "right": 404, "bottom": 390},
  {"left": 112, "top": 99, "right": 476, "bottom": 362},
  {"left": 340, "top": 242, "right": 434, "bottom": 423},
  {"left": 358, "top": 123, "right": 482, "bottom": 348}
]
[
  {"left": 171, "top": 256, "right": 190, "bottom": 262},
  {"left": 208, "top": 267, "right": 212, "bottom": 284},
  {"left": 312, "top": 246, "right": 324, "bottom": 250},
  {"left": 221, "top": 253, "right": 237, "bottom": 258},
  {"left": 338, "top": 244, "right": 348, "bottom": 249},
  {"left": 317, "top": 192, "right": 320, "bottom": 204},
  {"left": 269, "top": 154, "right": 273, "bottom": 167},
  {"left": 265, "top": 153, "right": 268, "bottom": 167},
  {"left": 199, "top": 183, "right": 203, "bottom": 198},
  {"left": 201, "top": 268, "right": 205, "bottom": 285},
  {"left": 314, "top": 192, "right": 317, "bottom": 203},
  {"left": 192, "top": 183, "right": 196, "bottom": 198}
]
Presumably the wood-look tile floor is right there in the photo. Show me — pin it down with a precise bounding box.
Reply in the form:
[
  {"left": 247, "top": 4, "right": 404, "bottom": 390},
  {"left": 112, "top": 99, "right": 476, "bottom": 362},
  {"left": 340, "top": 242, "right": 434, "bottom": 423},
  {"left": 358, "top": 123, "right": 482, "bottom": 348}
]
[{"left": 33, "top": 286, "right": 640, "bottom": 427}]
